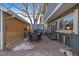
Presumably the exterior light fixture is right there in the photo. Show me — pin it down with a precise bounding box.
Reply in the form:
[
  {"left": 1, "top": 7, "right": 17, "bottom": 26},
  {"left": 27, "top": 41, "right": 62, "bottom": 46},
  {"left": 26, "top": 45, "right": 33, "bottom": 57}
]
[{"left": 66, "top": 26, "right": 70, "bottom": 30}]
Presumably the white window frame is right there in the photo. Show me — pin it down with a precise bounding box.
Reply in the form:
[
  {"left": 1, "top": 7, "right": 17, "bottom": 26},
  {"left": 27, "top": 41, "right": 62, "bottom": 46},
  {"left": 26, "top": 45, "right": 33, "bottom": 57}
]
[{"left": 63, "top": 13, "right": 73, "bottom": 30}]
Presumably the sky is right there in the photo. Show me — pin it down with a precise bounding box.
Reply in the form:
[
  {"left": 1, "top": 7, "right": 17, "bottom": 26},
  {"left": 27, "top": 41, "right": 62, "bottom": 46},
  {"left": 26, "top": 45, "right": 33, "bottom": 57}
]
[
  {"left": 64, "top": 15, "right": 73, "bottom": 23},
  {"left": 0, "top": 3, "right": 34, "bottom": 24},
  {"left": 0, "top": 3, "right": 73, "bottom": 24},
  {"left": 0, "top": 3, "right": 41, "bottom": 24}
]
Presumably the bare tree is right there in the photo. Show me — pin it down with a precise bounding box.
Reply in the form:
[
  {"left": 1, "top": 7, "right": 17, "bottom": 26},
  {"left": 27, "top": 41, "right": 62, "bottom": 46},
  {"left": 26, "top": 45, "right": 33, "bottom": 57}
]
[
  {"left": 32, "top": 3, "right": 42, "bottom": 24},
  {"left": 23, "top": 3, "right": 33, "bottom": 24},
  {"left": 32, "top": 3, "right": 35, "bottom": 24},
  {"left": 23, "top": 3, "right": 42, "bottom": 24},
  {"left": 36, "top": 4, "right": 42, "bottom": 24}
]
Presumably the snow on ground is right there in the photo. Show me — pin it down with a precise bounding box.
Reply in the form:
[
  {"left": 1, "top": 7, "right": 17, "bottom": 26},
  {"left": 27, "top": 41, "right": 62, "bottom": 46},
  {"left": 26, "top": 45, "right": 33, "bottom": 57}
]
[
  {"left": 12, "top": 37, "right": 34, "bottom": 51},
  {"left": 13, "top": 42, "right": 34, "bottom": 51}
]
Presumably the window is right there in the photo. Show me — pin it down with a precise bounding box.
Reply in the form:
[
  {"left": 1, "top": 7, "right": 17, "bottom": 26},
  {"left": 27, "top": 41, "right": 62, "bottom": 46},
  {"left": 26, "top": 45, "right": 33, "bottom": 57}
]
[
  {"left": 59, "top": 18, "right": 63, "bottom": 30},
  {"left": 59, "top": 13, "right": 73, "bottom": 30},
  {"left": 51, "top": 22, "right": 57, "bottom": 33},
  {"left": 64, "top": 14, "right": 73, "bottom": 30}
]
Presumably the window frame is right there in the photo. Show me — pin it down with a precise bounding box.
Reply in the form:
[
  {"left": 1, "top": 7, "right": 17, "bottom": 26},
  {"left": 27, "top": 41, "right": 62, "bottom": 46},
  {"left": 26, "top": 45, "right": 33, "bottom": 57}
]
[
  {"left": 56, "top": 11, "right": 74, "bottom": 34},
  {"left": 56, "top": 9, "right": 79, "bottom": 34}
]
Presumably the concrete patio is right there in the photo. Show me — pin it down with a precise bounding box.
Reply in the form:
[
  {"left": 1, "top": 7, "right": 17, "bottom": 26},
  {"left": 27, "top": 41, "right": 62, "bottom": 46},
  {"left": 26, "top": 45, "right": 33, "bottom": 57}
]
[{"left": 0, "top": 36, "right": 69, "bottom": 56}]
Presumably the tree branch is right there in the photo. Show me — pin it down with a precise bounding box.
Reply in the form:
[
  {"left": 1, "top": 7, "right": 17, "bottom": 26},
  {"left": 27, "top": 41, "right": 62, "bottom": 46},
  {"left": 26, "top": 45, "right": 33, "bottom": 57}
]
[
  {"left": 36, "top": 4, "right": 42, "bottom": 23},
  {"left": 23, "top": 3, "right": 33, "bottom": 24}
]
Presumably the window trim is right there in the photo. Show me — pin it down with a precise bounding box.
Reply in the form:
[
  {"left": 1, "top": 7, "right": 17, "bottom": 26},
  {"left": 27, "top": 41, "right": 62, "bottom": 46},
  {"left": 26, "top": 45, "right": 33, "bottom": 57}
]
[
  {"left": 56, "top": 9, "right": 79, "bottom": 34},
  {"left": 56, "top": 11, "right": 74, "bottom": 34}
]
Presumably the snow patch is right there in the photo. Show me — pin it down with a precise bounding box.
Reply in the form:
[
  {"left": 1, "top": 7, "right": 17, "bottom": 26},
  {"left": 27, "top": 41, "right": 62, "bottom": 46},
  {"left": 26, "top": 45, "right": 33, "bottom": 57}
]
[
  {"left": 59, "top": 49, "right": 72, "bottom": 56},
  {"left": 24, "top": 38, "right": 28, "bottom": 42},
  {"left": 13, "top": 42, "right": 34, "bottom": 51}
]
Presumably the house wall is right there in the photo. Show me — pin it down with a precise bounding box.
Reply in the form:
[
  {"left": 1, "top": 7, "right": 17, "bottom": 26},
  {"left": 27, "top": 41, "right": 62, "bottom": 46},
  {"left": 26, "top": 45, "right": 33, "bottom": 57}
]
[
  {"left": 5, "top": 13, "right": 29, "bottom": 48},
  {"left": 70, "top": 34, "right": 79, "bottom": 52},
  {"left": 58, "top": 4, "right": 79, "bottom": 52},
  {"left": 46, "top": 4, "right": 79, "bottom": 52}
]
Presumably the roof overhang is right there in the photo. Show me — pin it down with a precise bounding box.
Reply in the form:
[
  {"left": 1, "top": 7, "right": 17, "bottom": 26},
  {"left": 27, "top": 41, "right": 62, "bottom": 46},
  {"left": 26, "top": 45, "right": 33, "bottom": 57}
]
[
  {"left": 44, "top": 3, "right": 78, "bottom": 23},
  {"left": 0, "top": 6, "right": 30, "bottom": 26},
  {"left": 7, "top": 10, "right": 31, "bottom": 26}
]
